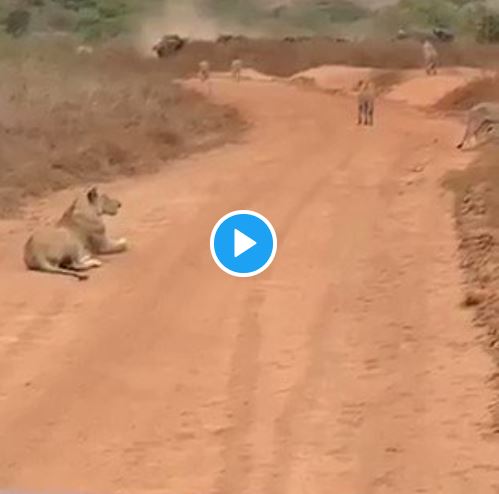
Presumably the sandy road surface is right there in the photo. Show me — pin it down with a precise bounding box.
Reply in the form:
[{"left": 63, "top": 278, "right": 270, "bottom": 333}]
[{"left": 0, "top": 79, "right": 498, "bottom": 494}]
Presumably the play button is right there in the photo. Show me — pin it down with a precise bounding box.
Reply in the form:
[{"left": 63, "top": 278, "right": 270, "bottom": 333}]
[
  {"left": 210, "top": 210, "right": 277, "bottom": 277},
  {"left": 234, "top": 229, "right": 256, "bottom": 258}
]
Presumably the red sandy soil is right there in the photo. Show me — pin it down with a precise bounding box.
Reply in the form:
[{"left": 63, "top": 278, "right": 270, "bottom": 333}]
[
  {"left": 0, "top": 69, "right": 498, "bottom": 493},
  {"left": 290, "top": 65, "right": 492, "bottom": 103}
]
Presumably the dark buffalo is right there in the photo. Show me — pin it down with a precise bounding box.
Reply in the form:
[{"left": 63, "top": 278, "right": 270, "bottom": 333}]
[
  {"left": 282, "top": 35, "right": 312, "bottom": 43},
  {"left": 152, "top": 35, "right": 187, "bottom": 58},
  {"left": 433, "top": 27, "right": 454, "bottom": 42},
  {"left": 216, "top": 34, "right": 248, "bottom": 44}
]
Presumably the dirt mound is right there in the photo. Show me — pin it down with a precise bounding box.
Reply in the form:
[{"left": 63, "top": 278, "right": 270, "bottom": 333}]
[
  {"left": 158, "top": 38, "right": 499, "bottom": 79},
  {"left": 434, "top": 74, "right": 499, "bottom": 112},
  {"left": 208, "top": 67, "right": 276, "bottom": 82},
  {"left": 368, "top": 69, "right": 406, "bottom": 93},
  {"left": 289, "top": 65, "right": 407, "bottom": 94},
  {"left": 290, "top": 65, "right": 372, "bottom": 93},
  {"left": 0, "top": 50, "right": 244, "bottom": 218},
  {"left": 240, "top": 67, "right": 276, "bottom": 82},
  {"left": 158, "top": 39, "right": 424, "bottom": 78},
  {"left": 385, "top": 68, "right": 487, "bottom": 107},
  {"left": 443, "top": 148, "right": 499, "bottom": 429},
  {"left": 283, "top": 65, "right": 482, "bottom": 105}
]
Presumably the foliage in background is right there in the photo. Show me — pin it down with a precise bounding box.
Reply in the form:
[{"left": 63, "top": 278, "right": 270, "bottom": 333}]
[
  {"left": 2, "top": 0, "right": 499, "bottom": 42},
  {"left": 4, "top": 9, "right": 31, "bottom": 37},
  {"left": 374, "top": 0, "right": 499, "bottom": 40},
  {"left": 0, "top": 0, "right": 141, "bottom": 40},
  {"left": 477, "top": 13, "right": 499, "bottom": 41}
]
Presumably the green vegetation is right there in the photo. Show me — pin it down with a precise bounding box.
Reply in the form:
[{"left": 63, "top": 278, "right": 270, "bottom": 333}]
[
  {"left": 4, "top": 8, "right": 31, "bottom": 37},
  {"left": 2, "top": 0, "right": 499, "bottom": 42},
  {"left": 476, "top": 12, "right": 499, "bottom": 42},
  {"left": 268, "top": 1, "right": 369, "bottom": 34},
  {"left": 373, "top": 0, "right": 499, "bottom": 40},
  {"left": 0, "top": 0, "right": 145, "bottom": 41}
]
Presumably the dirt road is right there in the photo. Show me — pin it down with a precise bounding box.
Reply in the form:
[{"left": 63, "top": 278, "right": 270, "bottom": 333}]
[{"left": 0, "top": 79, "right": 498, "bottom": 493}]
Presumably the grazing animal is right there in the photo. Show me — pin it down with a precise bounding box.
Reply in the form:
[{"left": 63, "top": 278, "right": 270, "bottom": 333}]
[
  {"left": 457, "top": 102, "right": 499, "bottom": 150},
  {"left": 357, "top": 80, "right": 375, "bottom": 126},
  {"left": 23, "top": 186, "right": 127, "bottom": 280},
  {"left": 422, "top": 40, "right": 438, "bottom": 75},
  {"left": 231, "top": 58, "right": 242, "bottom": 81}
]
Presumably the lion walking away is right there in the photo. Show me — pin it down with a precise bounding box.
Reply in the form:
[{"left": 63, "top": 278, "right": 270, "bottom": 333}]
[
  {"left": 422, "top": 40, "right": 438, "bottom": 75},
  {"left": 357, "top": 80, "right": 375, "bottom": 126},
  {"left": 231, "top": 59, "right": 242, "bottom": 82},
  {"left": 198, "top": 60, "right": 212, "bottom": 95}
]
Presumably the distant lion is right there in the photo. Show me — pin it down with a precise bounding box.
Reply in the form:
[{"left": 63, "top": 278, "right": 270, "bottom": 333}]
[
  {"left": 76, "top": 45, "right": 93, "bottom": 55},
  {"left": 198, "top": 60, "right": 210, "bottom": 82},
  {"left": 231, "top": 58, "right": 242, "bottom": 81},
  {"left": 422, "top": 40, "right": 438, "bottom": 75},
  {"left": 24, "top": 186, "right": 127, "bottom": 280},
  {"left": 457, "top": 102, "right": 499, "bottom": 150},
  {"left": 357, "top": 80, "right": 375, "bottom": 126}
]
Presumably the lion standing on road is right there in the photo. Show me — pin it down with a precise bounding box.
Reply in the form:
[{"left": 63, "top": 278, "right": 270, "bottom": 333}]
[
  {"left": 198, "top": 60, "right": 210, "bottom": 82},
  {"left": 357, "top": 80, "right": 375, "bottom": 126},
  {"left": 231, "top": 59, "right": 242, "bottom": 82},
  {"left": 24, "top": 186, "right": 128, "bottom": 280},
  {"left": 422, "top": 40, "right": 438, "bottom": 75}
]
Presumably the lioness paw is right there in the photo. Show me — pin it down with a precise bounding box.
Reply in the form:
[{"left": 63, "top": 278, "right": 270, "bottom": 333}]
[
  {"left": 117, "top": 238, "right": 128, "bottom": 249},
  {"left": 89, "top": 258, "right": 102, "bottom": 268}
]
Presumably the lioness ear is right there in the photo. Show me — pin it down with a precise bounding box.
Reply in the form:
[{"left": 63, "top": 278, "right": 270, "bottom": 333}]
[{"left": 87, "top": 186, "right": 99, "bottom": 203}]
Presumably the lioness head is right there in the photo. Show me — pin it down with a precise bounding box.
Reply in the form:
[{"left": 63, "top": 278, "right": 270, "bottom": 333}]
[
  {"left": 87, "top": 186, "right": 122, "bottom": 216},
  {"left": 356, "top": 79, "right": 366, "bottom": 91}
]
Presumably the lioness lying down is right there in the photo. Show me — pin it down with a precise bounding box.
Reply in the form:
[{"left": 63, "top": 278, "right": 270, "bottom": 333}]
[{"left": 24, "top": 186, "right": 128, "bottom": 280}]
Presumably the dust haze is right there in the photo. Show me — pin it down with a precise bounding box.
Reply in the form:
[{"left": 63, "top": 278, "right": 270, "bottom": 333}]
[{"left": 135, "top": 0, "right": 265, "bottom": 55}]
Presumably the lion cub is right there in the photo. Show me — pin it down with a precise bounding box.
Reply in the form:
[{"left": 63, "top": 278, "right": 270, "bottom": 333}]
[{"left": 24, "top": 186, "right": 127, "bottom": 280}]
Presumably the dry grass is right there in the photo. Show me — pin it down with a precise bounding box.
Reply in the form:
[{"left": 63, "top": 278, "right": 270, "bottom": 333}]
[
  {"left": 161, "top": 38, "right": 499, "bottom": 78},
  {"left": 6, "top": 35, "right": 499, "bottom": 219},
  {"left": 0, "top": 44, "right": 244, "bottom": 217}
]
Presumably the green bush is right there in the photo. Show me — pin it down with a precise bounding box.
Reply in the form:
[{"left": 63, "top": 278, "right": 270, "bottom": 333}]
[
  {"left": 322, "top": 0, "right": 369, "bottom": 23},
  {"left": 476, "top": 13, "right": 499, "bottom": 43},
  {"left": 46, "top": 9, "right": 77, "bottom": 30},
  {"left": 52, "top": 0, "right": 97, "bottom": 11},
  {"left": 398, "top": 0, "right": 458, "bottom": 28},
  {"left": 97, "top": 0, "right": 128, "bottom": 19},
  {"left": 4, "top": 9, "right": 31, "bottom": 37}
]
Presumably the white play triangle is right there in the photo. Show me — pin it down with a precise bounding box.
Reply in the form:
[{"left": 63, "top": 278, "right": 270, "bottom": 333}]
[{"left": 234, "top": 229, "right": 256, "bottom": 258}]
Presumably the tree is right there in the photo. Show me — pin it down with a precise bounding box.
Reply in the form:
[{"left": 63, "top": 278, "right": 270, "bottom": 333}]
[
  {"left": 398, "top": 0, "right": 458, "bottom": 28},
  {"left": 4, "top": 8, "right": 31, "bottom": 37},
  {"left": 476, "top": 12, "right": 499, "bottom": 42}
]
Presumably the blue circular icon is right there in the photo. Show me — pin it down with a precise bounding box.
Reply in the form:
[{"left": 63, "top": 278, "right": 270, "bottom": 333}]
[{"left": 210, "top": 210, "right": 277, "bottom": 277}]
